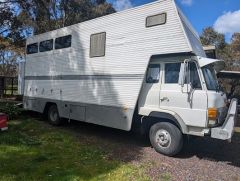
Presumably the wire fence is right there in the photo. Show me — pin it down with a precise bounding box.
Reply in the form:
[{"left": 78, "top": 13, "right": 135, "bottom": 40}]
[{"left": 0, "top": 76, "right": 18, "bottom": 97}]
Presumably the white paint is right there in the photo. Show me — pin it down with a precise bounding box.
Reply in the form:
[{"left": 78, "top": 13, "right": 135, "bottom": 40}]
[
  {"left": 24, "top": 0, "right": 226, "bottom": 135},
  {"left": 25, "top": 0, "right": 204, "bottom": 109},
  {"left": 138, "top": 57, "right": 208, "bottom": 129}
]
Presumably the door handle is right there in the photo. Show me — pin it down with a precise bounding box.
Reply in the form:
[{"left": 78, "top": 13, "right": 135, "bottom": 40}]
[{"left": 160, "top": 97, "right": 169, "bottom": 102}]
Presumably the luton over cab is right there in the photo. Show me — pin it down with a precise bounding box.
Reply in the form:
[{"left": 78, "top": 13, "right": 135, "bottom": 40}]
[{"left": 22, "top": 0, "right": 238, "bottom": 156}]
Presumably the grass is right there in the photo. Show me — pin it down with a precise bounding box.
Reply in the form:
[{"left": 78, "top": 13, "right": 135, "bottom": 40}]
[
  {"left": 0, "top": 116, "right": 151, "bottom": 181},
  {"left": 0, "top": 101, "right": 239, "bottom": 181},
  {"left": 235, "top": 127, "right": 240, "bottom": 133}
]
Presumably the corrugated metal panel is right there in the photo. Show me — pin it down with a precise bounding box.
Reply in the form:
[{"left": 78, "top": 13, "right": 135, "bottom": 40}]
[{"left": 24, "top": 79, "right": 142, "bottom": 107}]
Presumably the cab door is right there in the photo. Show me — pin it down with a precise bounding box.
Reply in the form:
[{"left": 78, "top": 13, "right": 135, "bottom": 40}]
[{"left": 159, "top": 62, "right": 208, "bottom": 127}]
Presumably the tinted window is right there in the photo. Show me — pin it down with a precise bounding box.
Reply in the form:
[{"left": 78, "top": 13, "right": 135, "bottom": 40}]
[
  {"left": 39, "top": 39, "right": 53, "bottom": 52},
  {"left": 55, "top": 35, "right": 72, "bottom": 49},
  {"left": 146, "top": 13, "right": 167, "bottom": 27},
  {"left": 90, "top": 32, "right": 106, "bottom": 58},
  {"left": 27, "top": 43, "right": 38, "bottom": 54},
  {"left": 189, "top": 62, "right": 202, "bottom": 89},
  {"left": 146, "top": 64, "right": 160, "bottom": 83},
  {"left": 165, "top": 63, "right": 181, "bottom": 83}
]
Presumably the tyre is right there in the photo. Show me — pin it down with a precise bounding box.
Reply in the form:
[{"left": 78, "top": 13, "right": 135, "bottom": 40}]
[
  {"left": 48, "top": 104, "right": 62, "bottom": 126},
  {"left": 149, "top": 122, "right": 183, "bottom": 156}
]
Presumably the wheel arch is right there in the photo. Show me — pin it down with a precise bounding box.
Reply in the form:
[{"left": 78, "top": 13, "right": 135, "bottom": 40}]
[
  {"left": 142, "top": 111, "right": 188, "bottom": 134},
  {"left": 43, "top": 102, "right": 58, "bottom": 116}
]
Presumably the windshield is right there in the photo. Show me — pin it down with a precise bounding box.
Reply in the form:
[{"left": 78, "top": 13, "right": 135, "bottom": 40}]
[{"left": 202, "top": 65, "right": 219, "bottom": 91}]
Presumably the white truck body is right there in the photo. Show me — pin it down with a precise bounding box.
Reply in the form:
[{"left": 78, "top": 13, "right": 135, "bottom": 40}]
[{"left": 23, "top": 0, "right": 238, "bottom": 155}]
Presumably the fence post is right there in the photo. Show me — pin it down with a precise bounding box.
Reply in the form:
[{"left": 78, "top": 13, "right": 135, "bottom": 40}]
[
  {"left": 11, "top": 77, "right": 14, "bottom": 95},
  {"left": 0, "top": 77, "right": 3, "bottom": 98},
  {"left": 3, "top": 77, "right": 5, "bottom": 95}
]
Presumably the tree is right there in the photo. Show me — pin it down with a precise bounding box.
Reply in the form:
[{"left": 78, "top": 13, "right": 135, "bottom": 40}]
[
  {"left": 226, "top": 33, "right": 240, "bottom": 98},
  {"left": 200, "top": 27, "right": 226, "bottom": 50},
  {"left": 200, "top": 27, "right": 232, "bottom": 64},
  {"left": 0, "top": 2, "right": 26, "bottom": 48},
  {"left": 0, "top": 0, "right": 116, "bottom": 76},
  {"left": 200, "top": 27, "right": 240, "bottom": 98},
  {"left": 1, "top": 0, "right": 116, "bottom": 38},
  {"left": 0, "top": 2, "right": 25, "bottom": 76},
  {"left": 231, "top": 33, "right": 240, "bottom": 60},
  {"left": 15, "top": 0, "right": 115, "bottom": 34}
]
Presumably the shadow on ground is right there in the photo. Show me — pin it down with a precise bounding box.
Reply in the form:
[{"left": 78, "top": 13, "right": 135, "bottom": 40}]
[
  {"left": 177, "top": 133, "right": 240, "bottom": 168},
  {"left": 24, "top": 111, "right": 149, "bottom": 162},
  {"left": 27, "top": 111, "right": 240, "bottom": 167},
  {"left": 1, "top": 111, "right": 151, "bottom": 180},
  {"left": 179, "top": 116, "right": 240, "bottom": 168}
]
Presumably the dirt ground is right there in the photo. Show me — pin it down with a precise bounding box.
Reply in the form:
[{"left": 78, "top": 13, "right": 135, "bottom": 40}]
[{"left": 57, "top": 117, "right": 240, "bottom": 181}]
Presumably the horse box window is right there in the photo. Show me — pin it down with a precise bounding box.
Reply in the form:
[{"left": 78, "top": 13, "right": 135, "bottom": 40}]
[
  {"left": 27, "top": 43, "right": 38, "bottom": 54},
  {"left": 39, "top": 39, "right": 53, "bottom": 52},
  {"left": 90, "top": 32, "right": 106, "bottom": 58},
  {"left": 55, "top": 35, "right": 72, "bottom": 49},
  {"left": 146, "top": 13, "right": 167, "bottom": 27}
]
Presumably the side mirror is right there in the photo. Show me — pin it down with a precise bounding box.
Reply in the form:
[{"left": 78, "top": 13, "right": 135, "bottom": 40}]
[{"left": 179, "top": 60, "right": 189, "bottom": 87}]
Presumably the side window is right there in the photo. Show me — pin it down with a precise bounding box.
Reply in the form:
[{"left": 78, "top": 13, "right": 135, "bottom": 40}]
[
  {"left": 90, "top": 32, "right": 106, "bottom": 58},
  {"left": 26, "top": 43, "right": 38, "bottom": 54},
  {"left": 39, "top": 39, "right": 53, "bottom": 52},
  {"left": 146, "top": 64, "right": 160, "bottom": 83},
  {"left": 146, "top": 13, "right": 167, "bottom": 27},
  {"left": 55, "top": 35, "right": 72, "bottom": 49},
  {"left": 165, "top": 63, "right": 181, "bottom": 84},
  {"left": 189, "top": 62, "right": 202, "bottom": 89}
]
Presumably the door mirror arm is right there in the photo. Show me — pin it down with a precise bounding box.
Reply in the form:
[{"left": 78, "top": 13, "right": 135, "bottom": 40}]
[
  {"left": 187, "top": 82, "right": 195, "bottom": 107},
  {"left": 180, "top": 59, "right": 190, "bottom": 92}
]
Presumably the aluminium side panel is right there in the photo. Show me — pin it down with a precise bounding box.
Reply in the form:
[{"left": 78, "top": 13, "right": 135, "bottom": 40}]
[
  {"left": 24, "top": 0, "right": 193, "bottom": 131},
  {"left": 177, "top": 7, "right": 206, "bottom": 57}
]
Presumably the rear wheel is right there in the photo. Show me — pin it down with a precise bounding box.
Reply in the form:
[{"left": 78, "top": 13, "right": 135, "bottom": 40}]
[
  {"left": 149, "top": 122, "right": 183, "bottom": 156},
  {"left": 48, "top": 104, "right": 62, "bottom": 126}
]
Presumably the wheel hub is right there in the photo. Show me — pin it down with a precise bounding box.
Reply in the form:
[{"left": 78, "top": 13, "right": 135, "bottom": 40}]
[{"left": 155, "top": 129, "right": 171, "bottom": 148}]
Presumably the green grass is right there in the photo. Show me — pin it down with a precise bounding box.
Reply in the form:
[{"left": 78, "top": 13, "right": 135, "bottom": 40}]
[
  {"left": 0, "top": 117, "right": 150, "bottom": 181},
  {"left": 235, "top": 127, "right": 240, "bottom": 133}
]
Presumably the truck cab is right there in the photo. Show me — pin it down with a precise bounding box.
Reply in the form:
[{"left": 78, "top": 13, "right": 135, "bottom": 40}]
[{"left": 138, "top": 55, "right": 238, "bottom": 156}]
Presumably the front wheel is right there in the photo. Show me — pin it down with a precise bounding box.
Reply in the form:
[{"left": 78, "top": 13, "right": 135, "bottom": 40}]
[{"left": 149, "top": 122, "right": 183, "bottom": 156}]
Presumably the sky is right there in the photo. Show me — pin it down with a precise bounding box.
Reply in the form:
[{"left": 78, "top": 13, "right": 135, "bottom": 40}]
[{"left": 107, "top": 0, "right": 240, "bottom": 41}]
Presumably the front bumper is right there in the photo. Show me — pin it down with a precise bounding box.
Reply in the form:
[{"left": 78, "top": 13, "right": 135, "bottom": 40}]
[{"left": 211, "top": 98, "right": 238, "bottom": 141}]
